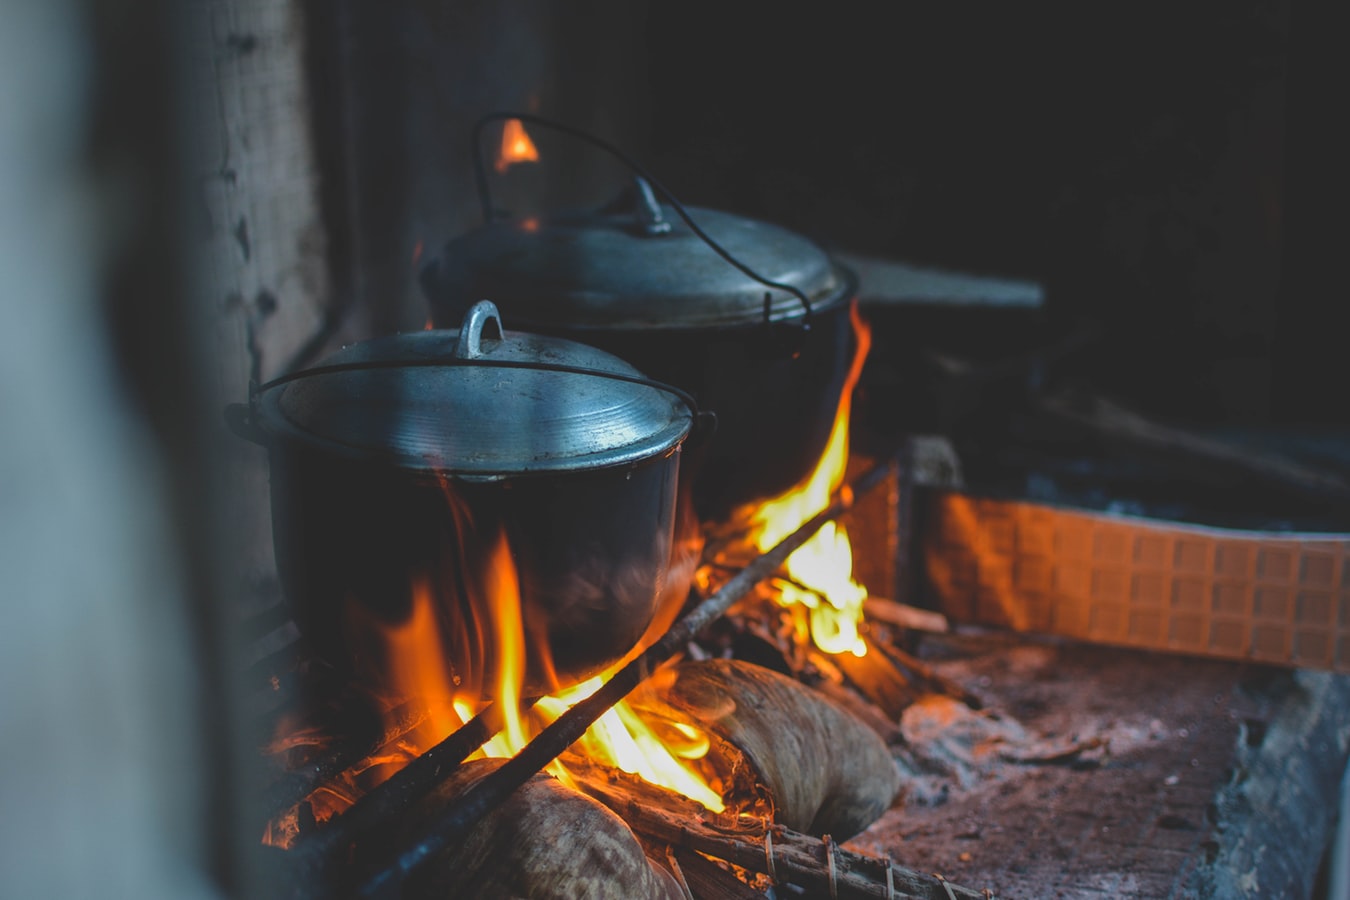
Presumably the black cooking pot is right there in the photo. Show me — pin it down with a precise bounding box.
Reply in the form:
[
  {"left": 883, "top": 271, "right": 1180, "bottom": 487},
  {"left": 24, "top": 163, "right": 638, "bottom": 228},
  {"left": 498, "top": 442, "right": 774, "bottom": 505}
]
[
  {"left": 419, "top": 178, "right": 857, "bottom": 523},
  {"left": 228, "top": 302, "right": 695, "bottom": 695}
]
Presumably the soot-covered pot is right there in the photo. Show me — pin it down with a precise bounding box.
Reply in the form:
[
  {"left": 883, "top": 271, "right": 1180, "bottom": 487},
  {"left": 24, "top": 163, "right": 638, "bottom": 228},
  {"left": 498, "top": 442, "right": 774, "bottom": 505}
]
[
  {"left": 419, "top": 180, "right": 858, "bottom": 523},
  {"left": 229, "top": 301, "right": 695, "bottom": 695}
]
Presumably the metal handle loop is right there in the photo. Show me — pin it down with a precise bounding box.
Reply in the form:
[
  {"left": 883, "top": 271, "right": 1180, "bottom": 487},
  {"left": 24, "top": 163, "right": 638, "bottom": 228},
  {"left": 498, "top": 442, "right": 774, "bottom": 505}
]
[{"left": 453, "top": 300, "right": 504, "bottom": 359}]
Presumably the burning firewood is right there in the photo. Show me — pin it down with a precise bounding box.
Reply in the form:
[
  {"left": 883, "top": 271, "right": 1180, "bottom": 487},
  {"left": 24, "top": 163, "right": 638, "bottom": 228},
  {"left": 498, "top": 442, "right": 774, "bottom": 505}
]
[
  {"left": 566, "top": 761, "right": 988, "bottom": 900},
  {"left": 359, "top": 758, "right": 684, "bottom": 899},
  {"left": 634, "top": 659, "right": 902, "bottom": 841}
]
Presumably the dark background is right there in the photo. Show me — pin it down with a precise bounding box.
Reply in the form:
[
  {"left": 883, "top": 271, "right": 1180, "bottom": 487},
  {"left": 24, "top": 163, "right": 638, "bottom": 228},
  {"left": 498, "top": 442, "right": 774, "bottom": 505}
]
[
  {"left": 308, "top": 0, "right": 1343, "bottom": 427},
  {"left": 636, "top": 0, "right": 1342, "bottom": 427}
]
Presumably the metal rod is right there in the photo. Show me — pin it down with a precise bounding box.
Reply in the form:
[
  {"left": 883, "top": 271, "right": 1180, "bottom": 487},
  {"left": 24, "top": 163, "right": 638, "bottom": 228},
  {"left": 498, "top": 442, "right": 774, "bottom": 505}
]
[
  {"left": 356, "top": 459, "right": 893, "bottom": 898},
  {"left": 262, "top": 700, "right": 427, "bottom": 818},
  {"left": 287, "top": 697, "right": 537, "bottom": 887}
]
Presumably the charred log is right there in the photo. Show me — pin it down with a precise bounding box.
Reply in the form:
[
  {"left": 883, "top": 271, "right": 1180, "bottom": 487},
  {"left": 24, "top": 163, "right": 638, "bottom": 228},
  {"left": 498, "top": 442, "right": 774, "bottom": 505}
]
[
  {"left": 358, "top": 758, "right": 683, "bottom": 900},
  {"left": 633, "top": 659, "right": 901, "bottom": 841},
  {"left": 569, "top": 763, "right": 988, "bottom": 900}
]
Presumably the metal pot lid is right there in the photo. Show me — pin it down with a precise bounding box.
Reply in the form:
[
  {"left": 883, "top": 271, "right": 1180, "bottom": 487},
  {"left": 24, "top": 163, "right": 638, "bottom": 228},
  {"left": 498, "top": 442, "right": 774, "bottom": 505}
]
[
  {"left": 253, "top": 301, "right": 693, "bottom": 477},
  {"left": 419, "top": 181, "right": 852, "bottom": 329}
]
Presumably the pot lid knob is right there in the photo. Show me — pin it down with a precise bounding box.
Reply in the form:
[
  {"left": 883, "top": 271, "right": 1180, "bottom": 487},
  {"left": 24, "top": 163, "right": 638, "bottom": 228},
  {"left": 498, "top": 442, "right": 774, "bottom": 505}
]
[
  {"left": 632, "top": 176, "right": 672, "bottom": 237},
  {"left": 453, "top": 299, "right": 504, "bottom": 359}
]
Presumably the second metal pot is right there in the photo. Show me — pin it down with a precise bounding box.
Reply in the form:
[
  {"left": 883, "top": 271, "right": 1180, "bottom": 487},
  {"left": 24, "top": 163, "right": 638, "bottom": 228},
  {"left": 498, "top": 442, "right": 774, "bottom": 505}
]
[{"left": 419, "top": 182, "right": 858, "bottom": 523}]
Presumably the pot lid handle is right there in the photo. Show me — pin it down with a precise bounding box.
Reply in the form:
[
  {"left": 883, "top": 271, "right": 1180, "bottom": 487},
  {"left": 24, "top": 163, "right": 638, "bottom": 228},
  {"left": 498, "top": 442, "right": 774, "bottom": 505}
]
[
  {"left": 453, "top": 300, "right": 504, "bottom": 359},
  {"left": 632, "top": 176, "right": 672, "bottom": 236}
]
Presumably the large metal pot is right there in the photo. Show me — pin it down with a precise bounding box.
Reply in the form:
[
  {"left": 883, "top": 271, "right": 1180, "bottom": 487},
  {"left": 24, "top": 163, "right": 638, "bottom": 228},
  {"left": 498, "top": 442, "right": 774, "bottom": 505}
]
[
  {"left": 230, "top": 301, "right": 695, "bottom": 696},
  {"left": 419, "top": 180, "right": 858, "bottom": 523}
]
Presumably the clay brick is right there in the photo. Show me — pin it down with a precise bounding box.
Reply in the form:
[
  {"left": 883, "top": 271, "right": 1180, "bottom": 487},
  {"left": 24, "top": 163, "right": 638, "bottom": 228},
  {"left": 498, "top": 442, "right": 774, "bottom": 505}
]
[
  {"left": 1216, "top": 545, "right": 1250, "bottom": 578},
  {"left": 1294, "top": 630, "right": 1332, "bottom": 665},
  {"left": 1016, "top": 515, "right": 1056, "bottom": 555},
  {"left": 1135, "top": 535, "right": 1169, "bottom": 568},
  {"left": 1090, "top": 603, "right": 1126, "bottom": 638},
  {"left": 1015, "top": 557, "right": 1053, "bottom": 593},
  {"left": 1054, "top": 599, "right": 1091, "bottom": 636},
  {"left": 1093, "top": 568, "right": 1129, "bottom": 604},
  {"left": 985, "top": 517, "right": 1015, "bottom": 555},
  {"left": 1212, "top": 582, "right": 1249, "bottom": 616},
  {"left": 1295, "top": 591, "right": 1332, "bottom": 626},
  {"left": 1055, "top": 525, "right": 1091, "bottom": 561},
  {"left": 1094, "top": 529, "right": 1129, "bottom": 564},
  {"left": 1132, "top": 572, "right": 1166, "bottom": 606},
  {"left": 1301, "top": 553, "right": 1336, "bottom": 588},
  {"left": 1172, "top": 577, "right": 1206, "bottom": 611},
  {"left": 1209, "top": 620, "right": 1246, "bottom": 653},
  {"left": 1128, "top": 609, "right": 1164, "bottom": 642},
  {"left": 1055, "top": 564, "right": 1091, "bottom": 596},
  {"left": 1174, "top": 539, "right": 1209, "bottom": 574},
  {"left": 1252, "top": 624, "right": 1288, "bottom": 658},
  {"left": 1169, "top": 615, "right": 1204, "bottom": 646},
  {"left": 1257, "top": 548, "right": 1295, "bottom": 581},
  {"left": 1254, "top": 587, "right": 1290, "bottom": 620}
]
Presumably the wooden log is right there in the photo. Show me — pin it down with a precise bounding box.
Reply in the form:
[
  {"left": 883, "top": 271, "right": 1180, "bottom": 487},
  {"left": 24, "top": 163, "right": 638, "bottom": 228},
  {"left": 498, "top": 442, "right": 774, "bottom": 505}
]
[
  {"left": 659, "top": 846, "right": 770, "bottom": 900},
  {"left": 874, "top": 640, "right": 985, "bottom": 711},
  {"left": 829, "top": 639, "right": 921, "bottom": 720},
  {"left": 569, "top": 765, "right": 990, "bottom": 900},
  {"left": 356, "top": 758, "right": 683, "bottom": 900},
  {"left": 633, "top": 659, "right": 901, "bottom": 841},
  {"left": 808, "top": 674, "right": 903, "bottom": 745},
  {"left": 289, "top": 697, "right": 537, "bottom": 885},
  {"left": 863, "top": 598, "right": 950, "bottom": 634}
]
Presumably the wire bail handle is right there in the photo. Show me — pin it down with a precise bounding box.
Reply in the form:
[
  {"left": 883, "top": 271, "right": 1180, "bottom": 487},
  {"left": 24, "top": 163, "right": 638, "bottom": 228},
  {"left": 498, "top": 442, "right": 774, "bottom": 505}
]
[{"left": 470, "top": 111, "right": 814, "bottom": 324}]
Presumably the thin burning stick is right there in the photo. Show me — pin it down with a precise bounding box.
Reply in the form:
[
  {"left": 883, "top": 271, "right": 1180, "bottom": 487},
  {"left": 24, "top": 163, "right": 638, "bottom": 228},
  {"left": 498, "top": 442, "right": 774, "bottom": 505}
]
[{"left": 357, "top": 459, "right": 893, "bottom": 899}]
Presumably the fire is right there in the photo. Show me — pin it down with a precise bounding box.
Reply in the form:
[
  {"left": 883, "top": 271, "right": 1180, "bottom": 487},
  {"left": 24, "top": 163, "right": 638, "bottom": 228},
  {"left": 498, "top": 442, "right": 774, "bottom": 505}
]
[
  {"left": 745, "top": 301, "right": 873, "bottom": 657},
  {"left": 372, "top": 525, "right": 723, "bottom": 812},
  {"left": 494, "top": 118, "right": 539, "bottom": 173}
]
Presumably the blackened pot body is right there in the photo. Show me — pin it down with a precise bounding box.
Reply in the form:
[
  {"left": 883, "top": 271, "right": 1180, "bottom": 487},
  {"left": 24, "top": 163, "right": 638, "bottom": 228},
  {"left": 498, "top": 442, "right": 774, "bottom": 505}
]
[
  {"left": 530, "top": 310, "right": 856, "bottom": 524},
  {"left": 237, "top": 312, "right": 694, "bottom": 696},
  {"left": 268, "top": 439, "right": 682, "bottom": 696}
]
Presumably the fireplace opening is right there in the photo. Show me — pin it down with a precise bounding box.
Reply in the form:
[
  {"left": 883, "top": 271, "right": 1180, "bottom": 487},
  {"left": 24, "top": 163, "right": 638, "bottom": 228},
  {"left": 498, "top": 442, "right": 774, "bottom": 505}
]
[{"left": 5, "top": 1, "right": 1350, "bottom": 899}]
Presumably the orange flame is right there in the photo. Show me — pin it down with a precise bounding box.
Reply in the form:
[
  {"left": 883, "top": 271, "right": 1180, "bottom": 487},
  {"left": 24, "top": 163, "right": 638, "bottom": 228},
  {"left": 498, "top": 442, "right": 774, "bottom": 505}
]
[
  {"left": 745, "top": 301, "right": 873, "bottom": 656},
  {"left": 372, "top": 525, "right": 723, "bottom": 811},
  {"left": 495, "top": 119, "right": 539, "bottom": 173}
]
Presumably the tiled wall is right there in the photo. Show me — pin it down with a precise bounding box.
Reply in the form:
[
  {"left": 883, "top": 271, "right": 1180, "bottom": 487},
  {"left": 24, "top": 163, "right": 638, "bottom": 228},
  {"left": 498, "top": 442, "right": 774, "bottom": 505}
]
[{"left": 925, "top": 493, "right": 1350, "bottom": 670}]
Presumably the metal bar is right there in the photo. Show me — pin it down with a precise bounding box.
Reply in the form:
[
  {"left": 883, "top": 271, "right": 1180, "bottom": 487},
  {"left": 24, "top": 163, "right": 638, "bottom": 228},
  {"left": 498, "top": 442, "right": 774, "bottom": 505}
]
[
  {"left": 286, "top": 697, "right": 538, "bottom": 888},
  {"left": 356, "top": 459, "right": 893, "bottom": 898},
  {"left": 262, "top": 700, "right": 427, "bottom": 817}
]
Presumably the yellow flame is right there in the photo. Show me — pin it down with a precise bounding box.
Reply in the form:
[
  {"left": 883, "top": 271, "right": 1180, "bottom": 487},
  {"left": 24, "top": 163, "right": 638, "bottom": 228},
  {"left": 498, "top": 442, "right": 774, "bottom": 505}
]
[
  {"left": 485, "top": 532, "right": 529, "bottom": 752},
  {"left": 495, "top": 118, "right": 539, "bottom": 173},
  {"left": 747, "top": 301, "right": 873, "bottom": 657},
  {"left": 534, "top": 678, "right": 724, "bottom": 812},
  {"left": 373, "top": 526, "right": 723, "bottom": 811}
]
